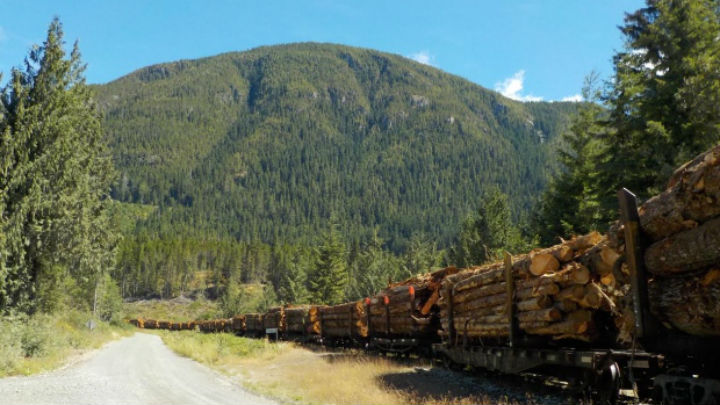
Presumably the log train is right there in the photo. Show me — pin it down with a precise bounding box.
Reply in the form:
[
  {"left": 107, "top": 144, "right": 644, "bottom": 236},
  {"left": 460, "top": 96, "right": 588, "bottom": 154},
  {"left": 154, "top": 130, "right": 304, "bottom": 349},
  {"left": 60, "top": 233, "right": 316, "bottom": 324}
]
[{"left": 130, "top": 145, "right": 720, "bottom": 405}]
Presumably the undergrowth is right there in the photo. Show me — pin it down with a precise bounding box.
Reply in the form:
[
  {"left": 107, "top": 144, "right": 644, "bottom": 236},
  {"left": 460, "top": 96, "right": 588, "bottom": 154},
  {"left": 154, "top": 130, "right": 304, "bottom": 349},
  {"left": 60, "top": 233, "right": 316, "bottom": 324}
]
[{"left": 0, "top": 310, "right": 132, "bottom": 376}]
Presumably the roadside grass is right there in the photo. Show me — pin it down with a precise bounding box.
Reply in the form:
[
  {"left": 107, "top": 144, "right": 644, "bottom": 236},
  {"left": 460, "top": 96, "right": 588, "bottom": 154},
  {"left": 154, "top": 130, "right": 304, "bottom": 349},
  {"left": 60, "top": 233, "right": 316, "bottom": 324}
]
[
  {"left": 157, "top": 330, "right": 520, "bottom": 405},
  {"left": 0, "top": 310, "right": 133, "bottom": 377}
]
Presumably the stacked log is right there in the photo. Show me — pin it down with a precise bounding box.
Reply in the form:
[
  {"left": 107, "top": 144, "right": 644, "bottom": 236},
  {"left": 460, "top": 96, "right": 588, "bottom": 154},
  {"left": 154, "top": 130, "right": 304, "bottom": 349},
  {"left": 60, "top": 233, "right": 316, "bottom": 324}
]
[
  {"left": 319, "top": 301, "right": 367, "bottom": 338},
  {"left": 285, "top": 305, "right": 317, "bottom": 334},
  {"left": 439, "top": 232, "right": 625, "bottom": 343},
  {"left": 231, "top": 315, "right": 246, "bottom": 334},
  {"left": 245, "top": 313, "right": 264, "bottom": 334},
  {"left": 307, "top": 306, "right": 322, "bottom": 335},
  {"left": 629, "top": 145, "right": 720, "bottom": 337},
  {"left": 263, "top": 306, "right": 286, "bottom": 332},
  {"left": 144, "top": 319, "right": 159, "bottom": 329},
  {"left": 366, "top": 266, "right": 458, "bottom": 336}
]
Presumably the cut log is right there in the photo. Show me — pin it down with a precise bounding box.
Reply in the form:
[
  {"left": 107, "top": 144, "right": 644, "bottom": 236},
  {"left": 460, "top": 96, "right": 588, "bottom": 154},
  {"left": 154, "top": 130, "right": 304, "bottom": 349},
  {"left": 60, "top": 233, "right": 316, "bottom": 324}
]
[
  {"left": 516, "top": 262, "right": 590, "bottom": 289},
  {"left": 516, "top": 296, "right": 553, "bottom": 312},
  {"left": 579, "top": 242, "right": 621, "bottom": 276},
  {"left": 579, "top": 283, "right": 604, "bottom": 309},
  {"left": 516, "top": 283, "right": 560, "bottom": 300},
  {"left": 554, "top": 299, "right": 579, "bottom": 313},
  {"left": 639, "top": 144, "right": 720, "bottom": 241},
  {"left": 645, "top": 217, "right": 720, "bottom": 276},
  {"left": 452, "top": 282, "right": 507, "bottom": 304},
  {"left": 555, "top": 285, "right": 585, "bottom": 301},
  {"left": 649, "top": 269, "right": 720, "bottom": 336},
  {"left": 530, "top": 253, "right": 560, "bottom": 276},
  {"left": 526, "top": 318, "right": 589, "bottom": 335},
  {"left": 517, "top": 308, "right": 562, "bottom": 323}
]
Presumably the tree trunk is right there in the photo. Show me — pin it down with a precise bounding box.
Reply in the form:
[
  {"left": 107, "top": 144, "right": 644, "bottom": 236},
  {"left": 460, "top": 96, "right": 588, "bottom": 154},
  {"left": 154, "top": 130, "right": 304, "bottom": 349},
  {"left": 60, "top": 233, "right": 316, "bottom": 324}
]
[
  {"left": 645, "top": 217, "right": 720, "bottom": 276},
  {"left": 649, "top": 269, "right": 720, "bottom": 336},
  {"left": 639, "top": 144, "right": 720, "bottom": 241}
]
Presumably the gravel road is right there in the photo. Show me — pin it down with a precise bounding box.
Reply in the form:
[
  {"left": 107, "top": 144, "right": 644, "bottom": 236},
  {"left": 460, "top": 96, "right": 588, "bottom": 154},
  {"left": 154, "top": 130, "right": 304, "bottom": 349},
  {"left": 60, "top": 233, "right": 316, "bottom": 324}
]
[{"left": 0, "top": 333, "right": 278, "bottom": 405}]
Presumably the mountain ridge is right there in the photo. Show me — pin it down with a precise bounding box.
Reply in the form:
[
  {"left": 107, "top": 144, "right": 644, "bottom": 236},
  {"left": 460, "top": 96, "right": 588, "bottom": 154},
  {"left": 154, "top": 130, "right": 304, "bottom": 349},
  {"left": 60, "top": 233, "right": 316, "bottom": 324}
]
[{"left": 94, "top": 42, "right": 576, "bottom": 250}]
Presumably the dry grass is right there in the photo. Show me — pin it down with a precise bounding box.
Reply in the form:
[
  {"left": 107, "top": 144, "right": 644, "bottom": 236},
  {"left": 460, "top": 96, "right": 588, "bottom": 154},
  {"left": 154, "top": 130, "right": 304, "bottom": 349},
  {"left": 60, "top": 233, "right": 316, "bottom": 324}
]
[{"left": 158, "top": 330, "right": 541, "bottom": 405}]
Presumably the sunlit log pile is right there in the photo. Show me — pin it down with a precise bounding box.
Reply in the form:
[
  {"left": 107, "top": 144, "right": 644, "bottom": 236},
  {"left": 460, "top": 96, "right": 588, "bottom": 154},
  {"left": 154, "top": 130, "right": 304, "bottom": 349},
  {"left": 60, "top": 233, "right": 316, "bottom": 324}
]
[{"left": 367, "top": 266, "right": 459, "bottom": 337}]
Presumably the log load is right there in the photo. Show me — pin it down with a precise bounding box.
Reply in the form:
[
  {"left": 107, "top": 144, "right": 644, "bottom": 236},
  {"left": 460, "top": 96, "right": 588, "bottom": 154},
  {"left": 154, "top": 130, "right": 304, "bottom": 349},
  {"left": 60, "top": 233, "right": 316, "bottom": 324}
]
[
  {"left": 366, "top": 266, "right": 460, "bottom": 337},
  {"left": 439, "top": 233, "right": 622, "bottom": 344},
  {"left": 244, "top": 313, "right": 264, "bottom": 334},
  {"left": 285, "top": 305, "right": 318, "bottom": 334},
  {"left": 263, "top": 306, "right": 286, "bottom": 332},
  {"left": 231, "top": 315, "right": 246, "bottom": 333},
  {"left": 319, "top": 302, "right": 367, "bottom": 338},
  {"left": 645, "top": 217, "right": 720, "bottom": 276},
  {"left": 649, "top": 269, "right": 720, "bottom": 336},
  {"left": 639, "top": 144, "right": 720, "bottom": 242}
]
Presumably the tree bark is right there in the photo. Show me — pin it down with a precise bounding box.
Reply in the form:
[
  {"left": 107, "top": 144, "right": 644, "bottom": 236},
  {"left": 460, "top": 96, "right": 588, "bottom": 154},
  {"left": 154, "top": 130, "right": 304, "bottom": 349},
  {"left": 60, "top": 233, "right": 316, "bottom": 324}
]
[
  {"left": 649, "top": 269, "right": 720, "bottom": 336},
  {"left": 645, "top": 217, "right": 720, "bottom": 276},
  {"left": 639, "top": 144, "right": 720, "bottom": 241}
]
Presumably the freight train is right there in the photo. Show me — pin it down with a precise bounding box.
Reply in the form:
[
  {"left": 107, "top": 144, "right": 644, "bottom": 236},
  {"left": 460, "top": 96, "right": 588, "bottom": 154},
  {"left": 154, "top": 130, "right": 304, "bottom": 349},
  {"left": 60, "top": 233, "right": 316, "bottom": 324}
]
[{"left": 130, "top": 173, "right": 720, "bottom": 405}]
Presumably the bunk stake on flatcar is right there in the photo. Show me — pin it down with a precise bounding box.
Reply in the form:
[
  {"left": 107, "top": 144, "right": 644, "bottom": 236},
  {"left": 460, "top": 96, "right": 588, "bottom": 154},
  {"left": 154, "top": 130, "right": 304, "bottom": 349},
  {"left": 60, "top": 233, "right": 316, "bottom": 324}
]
[
  {"left": 617, "top": 188, "right": 656, "bottom": 339},
  {"left": 504, "top": 251, "right": 518, "bottom": 347}
]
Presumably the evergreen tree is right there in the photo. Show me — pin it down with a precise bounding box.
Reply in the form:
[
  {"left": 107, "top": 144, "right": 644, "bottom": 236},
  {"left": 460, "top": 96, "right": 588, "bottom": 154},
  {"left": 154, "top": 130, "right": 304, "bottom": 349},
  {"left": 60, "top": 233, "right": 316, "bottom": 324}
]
[
  {"left": 533, "top": 75, "right": 606, "bottom": 245},
  {"left": 307, "top": 221, "right": 347, "bottom": 305},
  {"left": 403, "top": 233, "right": 441, "bottom": 275},
  {"left": 347, "top": 230, "right": 406, "bottom": 300},
  {"left": 0, "top": 19, "right": 116, "bottom": 313},
  {"left": 447, "top": 188, "right": 528, "bottom": 267},
  {"left": 597, "top": 0, "right": 720, "bottom": 216}
]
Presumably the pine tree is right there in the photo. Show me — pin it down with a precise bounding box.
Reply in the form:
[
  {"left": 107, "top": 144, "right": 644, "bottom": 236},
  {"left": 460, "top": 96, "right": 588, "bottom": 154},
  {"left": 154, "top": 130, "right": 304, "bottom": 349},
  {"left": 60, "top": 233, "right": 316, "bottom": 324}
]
[
  {"left": 597, "top": 0, "right": 720, "bottom": 214},
  {"left": 347, "top": 230, "right": 405, "bottom": 300},
  {"left": 307, "top": 221, "right": 347, "bottom": 305},
  {"left": 0, "top": 19, "right": 117, "bottom": 313},
  {"left": 447, "top": 188, "right": 528, "bottom": 267},
  {"left": 533, "top": 75, "right": 606, "bottom": 245}
]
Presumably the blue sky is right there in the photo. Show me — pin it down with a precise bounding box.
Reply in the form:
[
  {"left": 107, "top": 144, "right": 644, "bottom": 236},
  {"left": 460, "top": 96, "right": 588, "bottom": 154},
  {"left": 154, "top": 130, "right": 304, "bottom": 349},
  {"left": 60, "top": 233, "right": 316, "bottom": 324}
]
[{"left": 0, "top": 1, "right": 645, "bottom": 101}]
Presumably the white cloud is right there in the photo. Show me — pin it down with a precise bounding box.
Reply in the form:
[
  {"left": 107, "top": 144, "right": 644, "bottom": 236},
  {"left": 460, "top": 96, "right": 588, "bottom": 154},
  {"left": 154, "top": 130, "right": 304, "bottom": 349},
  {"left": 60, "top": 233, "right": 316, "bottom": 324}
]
[
  {"left": 561, "top": 94, "right": 583, "bottom": 102},
  {"left": 409, "top": 50, "right": 434, "bottom": 66},
  {"left": 494, "top": 70, "right": 543, "bottom": 102},
  {"left": 0, "top": 26, "right": 6, "bottom": 42}
]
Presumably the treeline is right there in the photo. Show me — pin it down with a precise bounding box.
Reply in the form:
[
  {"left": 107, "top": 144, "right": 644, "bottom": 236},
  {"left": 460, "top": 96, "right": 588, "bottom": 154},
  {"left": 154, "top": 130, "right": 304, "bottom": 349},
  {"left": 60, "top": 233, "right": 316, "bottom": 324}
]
[
  {"left": 533, "top": 0, "right": 720, "bottom": 245},
  {"left": 113, "top": 185, "right": 531, "bottom": 316}
]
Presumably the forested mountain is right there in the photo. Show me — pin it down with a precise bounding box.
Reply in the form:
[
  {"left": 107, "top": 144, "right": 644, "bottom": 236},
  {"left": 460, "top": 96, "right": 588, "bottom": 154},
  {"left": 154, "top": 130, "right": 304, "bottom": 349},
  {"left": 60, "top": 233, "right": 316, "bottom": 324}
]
[{"left": 95, "top": 43, "right": 575, "bottom": 252}]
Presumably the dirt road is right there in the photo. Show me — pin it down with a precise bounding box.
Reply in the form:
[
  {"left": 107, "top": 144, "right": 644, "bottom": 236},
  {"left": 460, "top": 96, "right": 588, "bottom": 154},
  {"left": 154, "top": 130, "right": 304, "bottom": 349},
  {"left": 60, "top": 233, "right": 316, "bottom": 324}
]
[{"left": 0, "top": 333, "right": 277, "bottom": 405}]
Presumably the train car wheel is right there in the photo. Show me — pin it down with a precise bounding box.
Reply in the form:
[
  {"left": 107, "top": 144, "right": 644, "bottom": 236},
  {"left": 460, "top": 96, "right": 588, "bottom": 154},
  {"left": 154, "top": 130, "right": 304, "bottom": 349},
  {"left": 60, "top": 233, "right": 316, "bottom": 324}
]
[{"left": 591, "top": 361, "right": 621, "bottom": 405}]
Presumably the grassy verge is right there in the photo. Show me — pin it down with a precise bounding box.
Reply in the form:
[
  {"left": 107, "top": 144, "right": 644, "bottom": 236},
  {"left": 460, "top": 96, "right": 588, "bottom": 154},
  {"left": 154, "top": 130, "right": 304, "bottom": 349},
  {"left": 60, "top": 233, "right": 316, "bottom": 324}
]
[
  {"left": 157, "top": 330, "right": 516, "bottom": 405},
  {"left": 0, "top": 310, "right": 132, "bottom": 377},
  {"left": 123, "top": 296, "right": 219, "bottom": 321}
]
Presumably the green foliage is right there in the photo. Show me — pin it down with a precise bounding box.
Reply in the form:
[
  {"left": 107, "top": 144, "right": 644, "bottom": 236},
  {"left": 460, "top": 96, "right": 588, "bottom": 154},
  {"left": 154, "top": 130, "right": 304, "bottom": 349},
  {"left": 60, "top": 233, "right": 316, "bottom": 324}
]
[
  {"left": 307, "top": 221, "right": 348, "bottom": 305},
  {"left": 536, "top": 1, "right": 720, "bottom": 243},
  {"left": 447, "top": 187, "right": 530, "bottom": 267},
  {"left": 0, "top": 310, "right": 131, "bottom": 376},
  {"left": 94, "top": 43, "right": 575, "bottom": 257},
  {"left": 94, "top": 273, "right": 123, "bottom": 323},
  {"left": 346, "top": 230, "right": 407, "bottom": 300},
  {"left": 533, "top": 75, "right": 606, "bottom": 245},
  {"left": 597, "top": 0, "right": 720, "bottom": 214},
  {"left": 268, "top": 244, "right": 310, "bottom": 305},
  {"left": 0, "top": 19, "right": 117, "bottom": 313}
]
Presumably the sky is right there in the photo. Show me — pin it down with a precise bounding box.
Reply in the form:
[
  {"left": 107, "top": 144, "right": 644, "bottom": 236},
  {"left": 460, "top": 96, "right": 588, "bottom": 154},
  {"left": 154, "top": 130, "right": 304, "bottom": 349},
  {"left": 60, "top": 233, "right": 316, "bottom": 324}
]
[{"left": 0, "top": 1, "right": 646, "bottom": 102}]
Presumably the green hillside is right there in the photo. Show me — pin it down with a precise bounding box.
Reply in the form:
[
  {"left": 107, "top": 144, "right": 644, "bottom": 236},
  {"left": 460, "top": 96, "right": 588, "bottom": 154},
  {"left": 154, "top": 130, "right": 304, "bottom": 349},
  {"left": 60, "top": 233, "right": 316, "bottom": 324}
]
[{"left": 95, "top": 43, "right": 575, "bottom": 251}]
